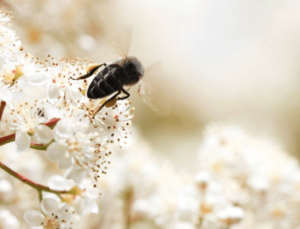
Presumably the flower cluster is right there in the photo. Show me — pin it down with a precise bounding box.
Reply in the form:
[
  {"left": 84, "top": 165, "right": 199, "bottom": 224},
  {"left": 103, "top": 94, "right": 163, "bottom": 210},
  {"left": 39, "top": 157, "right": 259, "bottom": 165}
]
[
  {"left": 0, "top": 6, "right": 134, "bottom": 229},
  {"left": 196, "top": 125, "right": 300, "bottom": 228},
  {"left": 2, "top": 3, "right": 300, "bottom": 229},
  {"left": 89, "top": 125, "right": 300, "bottom": 229},
  {"left": 24, "top": 197, "right": 74, "bottom": 229}
]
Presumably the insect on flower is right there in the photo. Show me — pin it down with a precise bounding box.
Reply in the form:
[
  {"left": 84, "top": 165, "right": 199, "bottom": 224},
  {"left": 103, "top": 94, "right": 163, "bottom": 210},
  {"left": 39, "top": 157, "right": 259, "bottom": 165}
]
[{"left": 71, "top": 27, "right": 171, "bottom": 118}]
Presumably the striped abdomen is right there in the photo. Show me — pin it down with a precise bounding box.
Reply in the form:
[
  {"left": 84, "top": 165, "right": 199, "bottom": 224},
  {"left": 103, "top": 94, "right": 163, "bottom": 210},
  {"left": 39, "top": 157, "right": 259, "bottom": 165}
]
[{"left": 87, "top": 64, "right": 124, "bottom": 99}]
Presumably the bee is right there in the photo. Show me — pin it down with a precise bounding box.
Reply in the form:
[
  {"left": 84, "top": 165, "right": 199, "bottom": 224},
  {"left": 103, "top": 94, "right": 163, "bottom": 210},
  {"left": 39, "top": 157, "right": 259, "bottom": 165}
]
[
  {"left": 72, "top": 57, "right": 144, "bottom": 118},
  {"left": 72, "top": 28, "right": 170, "bottom": 118}
]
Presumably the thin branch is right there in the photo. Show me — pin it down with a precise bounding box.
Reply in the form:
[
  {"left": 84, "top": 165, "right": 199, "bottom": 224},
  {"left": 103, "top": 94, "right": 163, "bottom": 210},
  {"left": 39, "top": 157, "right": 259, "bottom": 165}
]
[
  {"left": 0, "top": 133, "right": 15, "bottom": 146},
  {"left": 0, "top": 160, "right": 78, "bottom": 196},
  {"left": 0, "top": 101, "right": 6, "bottom": 121},
  {"left": 38, "top": 190, "right": 43, "bottom": 202},
  {"left": 0, "top": 118, "right": 60, "bottom": 147},
  {"left": 196, "top": 217, "right": 203, "bottom": 229},
  {"left": 124, "top": 188, "right": 134, "bottom": 229},
  {"left": 30, "top": 140, "right": 54, "bottom": 151}
]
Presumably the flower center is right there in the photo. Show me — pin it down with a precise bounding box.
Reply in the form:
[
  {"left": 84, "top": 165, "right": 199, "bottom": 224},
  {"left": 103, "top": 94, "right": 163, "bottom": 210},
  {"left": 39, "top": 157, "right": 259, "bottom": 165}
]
[
  {"left": 68, "top": 140, "right": 83, "bottom": 154},
  {"left": 45, "top": 218, "right": 60, "bottom": 229}
]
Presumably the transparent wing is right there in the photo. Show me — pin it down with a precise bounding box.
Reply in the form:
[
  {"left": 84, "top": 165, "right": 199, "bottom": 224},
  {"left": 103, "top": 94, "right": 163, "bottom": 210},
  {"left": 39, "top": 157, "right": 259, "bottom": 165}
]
[
  {"left": 138, "top": 62, "right": 171, "bottom": 116},
  {"left": 102, "top": 25, "right": 132, "bottom": 59}
]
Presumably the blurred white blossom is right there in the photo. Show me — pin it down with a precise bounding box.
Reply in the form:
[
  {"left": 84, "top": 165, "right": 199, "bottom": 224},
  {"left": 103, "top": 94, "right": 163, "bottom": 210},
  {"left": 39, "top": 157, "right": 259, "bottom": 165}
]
[
  {"left": 0, "top": 209, "right": 20, "bottom": 229},
  {"left": 24, "top": 197, "right": 74, "bottom": 229}
]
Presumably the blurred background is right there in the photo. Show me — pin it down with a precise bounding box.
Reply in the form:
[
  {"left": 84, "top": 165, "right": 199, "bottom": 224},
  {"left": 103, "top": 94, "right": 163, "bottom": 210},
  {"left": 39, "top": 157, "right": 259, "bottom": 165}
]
[{"left": 3, "top": 0, "right": 300, "bottom": 168}]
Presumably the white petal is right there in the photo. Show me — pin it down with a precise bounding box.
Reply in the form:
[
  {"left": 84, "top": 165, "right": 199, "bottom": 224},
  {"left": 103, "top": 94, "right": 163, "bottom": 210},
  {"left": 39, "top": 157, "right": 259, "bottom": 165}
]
[
  {"left": 15, "top": 130, "right": 30, "bottom": 153},
  {"left": 70, "top": 89, "right": 84, "bottom": 101},
  {"left": 58, "top": 157, "right": 73, "bottom": 169},
  {"left": 47, "top": 84, "right": 60, "bottom": 100},
  {"left": 22, "top": 66, "right": 35, "bottom": 77},
  {"left": 46, "top": 142, "right": 65, "bottom": 161},
  {"left": 11, "top": 90, "right": 24, "bottom": 100},
  {"left": 66, "top": 166, "right": 88, "bottom": 185},
  {"left": 41, "top": 198, "right": 58, "bottom": 216},
  {"left": 3, "top": 99, "right": 13, "bottom": 109},
  {"left": 48, "top": 175, "right": 74, "bottom": 191},
  {"left": 53, "top": 119, "right": 73, "bottom": 141},
  {"left": 29, "top": 72, "right": 51, "bottom": 86},
  {"left": 64, "top": 87, "right": 72, "bottom": 101},
  {"left": 0, "top": 88, "right": 12, "bottom": 107},
  {"left": 24, "top": 210, "right": 44, "bottom": 226},
  {"left": 15, "top": 76, "right": 28, "bottom": 85},
  {"left": 84, "top": 196, "right": 99, "bottom": 213},
  {"left": 34, "top": 125, "right": 53, "bottom": 144},
  {"left": 42, "top": 193, "right": 61, "bottom": 203},
  {"left": 58, "top": 203, "right": 72, "bottom": 221},
  {"left": 74, "top": 197, "right": 86, "bottom": 215}
]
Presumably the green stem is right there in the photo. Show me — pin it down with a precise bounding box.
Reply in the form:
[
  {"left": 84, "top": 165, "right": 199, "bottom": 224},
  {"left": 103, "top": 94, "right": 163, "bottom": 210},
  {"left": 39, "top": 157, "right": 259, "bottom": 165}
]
[
  {"left": 30, "top": 140, "right": 54, "bottom": 151},
  {"left": 0, "top": 160, "right": 77, "bottom": 196},
  {"left": 196, "top": 217, "right": 203, "bottom": 228},
  {"left": 38, "top": 190, "right": 43, "bottom": 202},
  {"left": 0, "top": 133, "right": 15, "bottom": 145}
]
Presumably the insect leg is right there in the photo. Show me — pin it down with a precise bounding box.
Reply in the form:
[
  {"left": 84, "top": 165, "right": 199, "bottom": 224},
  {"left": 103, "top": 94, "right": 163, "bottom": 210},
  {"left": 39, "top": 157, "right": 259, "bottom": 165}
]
[
  {"left": 71, "top": 63, "right": 107, "bottom": 80},
  {"left": 117, "top": 88, "right": 130, "bottom": 100},
  {"left": 92, "top": 90, "right": 121, "bottom": 118}
]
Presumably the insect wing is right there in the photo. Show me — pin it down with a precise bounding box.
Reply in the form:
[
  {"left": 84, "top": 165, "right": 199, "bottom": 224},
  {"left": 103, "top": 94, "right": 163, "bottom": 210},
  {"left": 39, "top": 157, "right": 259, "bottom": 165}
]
[
  {"left": 102, "top": 25, "right": 132, "bottom": 58},
  {"left": 139, "top": 62, "right": 171, "bottom": 116}
]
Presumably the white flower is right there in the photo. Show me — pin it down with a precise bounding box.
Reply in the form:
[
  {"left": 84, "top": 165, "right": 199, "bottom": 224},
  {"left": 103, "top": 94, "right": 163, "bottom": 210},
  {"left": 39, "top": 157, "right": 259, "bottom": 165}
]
[
  {"left": 247, "top": 175, "right": 269, "bottom": 192},
  {"left": 0, "top": 210, "right": 20, "bottom": 229},
  {"left": 5, "top": 49, "right": 43, "bottom": 79},
  {"left": 0, "top": 63, "right": 26, "bottom": 108},
  {"left": 24, "top": 197, "right": 74, "bottom": 229},
  {"left": 48, "top": 175, "right": 100, "bottom": 215},
  {"left": 65, "top": 143, "right": 110, "bottom": 185},
  {"left": 93, "top": 99, "right": 134, "bottom": 147},
  {"left": 9, "top": 101, "right": 53, "bottom": 153},
  {"left": 44, "top": 97, "right": 74, "bottom": 120},
  {"left": 0, "top": 79, "right": 23, "bottom": 108},
  {"left": 47, "top": 118, "right": 93, "bottom": 168},
  {"left": 46, "top": 118, "right": 109, "bottom": 184},
  {"left": 217, "top": 206, "right": 244, "bottom": 225},
  {"left": 48, "top": 175, "right": 75, "bottom": 191},
  {"left": 176, "top": 186, "right": 199, "bottom": 221},
  {"left": 28, "top": 57, "right": 84, "bottom": 102},
  {"left": 99, "top": 140, "right": 184, "bottom": 227},
  {"left": 196, "top": 124, "right": 300, "bottom": 228},
  {"left": 0, "top": 26, "right": 21, "bottom": 57},
  {"left": 73, "top": 180, "right": 101, "bottom": 215},
  {"left": 195, "top": 172, "right": 211, "bottom": 191}
]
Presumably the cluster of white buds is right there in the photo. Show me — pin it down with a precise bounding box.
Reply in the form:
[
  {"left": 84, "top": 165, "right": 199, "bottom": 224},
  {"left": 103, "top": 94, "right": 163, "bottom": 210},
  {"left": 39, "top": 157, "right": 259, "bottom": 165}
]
[
  {"left": 87, "top": 124, "right": 300, "bottom": 229},
  {"left": 195, "top": 125, "right": 300, "bottom": 228},
  {"left": 0, "top": 6, "right": 134, "bottom": 229}
]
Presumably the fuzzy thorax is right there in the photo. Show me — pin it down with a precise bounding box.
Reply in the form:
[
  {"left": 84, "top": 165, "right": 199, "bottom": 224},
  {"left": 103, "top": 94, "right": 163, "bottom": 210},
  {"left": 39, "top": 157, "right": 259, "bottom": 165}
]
[{"left": 112, "top": 56, "right": 144, "bottom": 78}]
